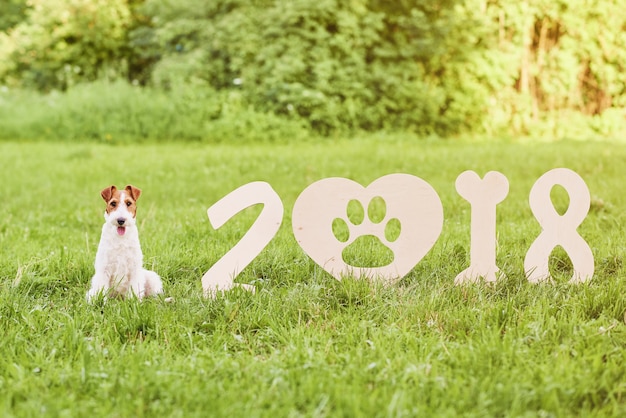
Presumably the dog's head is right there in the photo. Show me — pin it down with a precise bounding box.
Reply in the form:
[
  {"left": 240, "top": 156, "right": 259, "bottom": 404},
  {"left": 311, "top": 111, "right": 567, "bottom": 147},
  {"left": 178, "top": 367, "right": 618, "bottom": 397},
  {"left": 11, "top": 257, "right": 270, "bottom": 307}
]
[{"left": 100, "top": 185, "right": 141, "bottom": 236}]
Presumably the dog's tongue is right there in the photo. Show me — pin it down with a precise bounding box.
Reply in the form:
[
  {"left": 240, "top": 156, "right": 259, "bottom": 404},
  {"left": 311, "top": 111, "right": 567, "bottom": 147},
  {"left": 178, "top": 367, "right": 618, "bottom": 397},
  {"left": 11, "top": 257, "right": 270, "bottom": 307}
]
[{"left": 117, "top": 227, "right": 126, "bottom": 236}]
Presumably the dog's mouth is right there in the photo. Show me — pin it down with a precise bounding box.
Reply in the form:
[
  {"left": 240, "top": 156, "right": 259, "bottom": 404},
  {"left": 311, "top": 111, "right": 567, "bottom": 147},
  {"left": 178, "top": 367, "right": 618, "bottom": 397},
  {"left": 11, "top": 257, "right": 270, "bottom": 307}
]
[{"left": 117, "top": 226, "right": 126, "bottom": 236}]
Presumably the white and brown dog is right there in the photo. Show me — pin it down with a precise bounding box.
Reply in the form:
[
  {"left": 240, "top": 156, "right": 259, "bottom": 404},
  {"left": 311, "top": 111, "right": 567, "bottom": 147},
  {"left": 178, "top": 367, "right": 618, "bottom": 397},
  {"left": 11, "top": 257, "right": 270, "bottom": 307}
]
[{"left": 87, "top": 185, "right": 163, "bottom": 301}]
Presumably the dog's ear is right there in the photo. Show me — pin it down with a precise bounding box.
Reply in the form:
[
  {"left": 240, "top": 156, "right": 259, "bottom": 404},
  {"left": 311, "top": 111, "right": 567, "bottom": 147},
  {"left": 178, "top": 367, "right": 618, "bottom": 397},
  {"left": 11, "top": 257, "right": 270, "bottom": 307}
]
[
  {"left": 125, "top": 185, "right": 142, "bottom": 201},
  {"left": 101, "top": 185, "right": 116, "bottom": 202}
]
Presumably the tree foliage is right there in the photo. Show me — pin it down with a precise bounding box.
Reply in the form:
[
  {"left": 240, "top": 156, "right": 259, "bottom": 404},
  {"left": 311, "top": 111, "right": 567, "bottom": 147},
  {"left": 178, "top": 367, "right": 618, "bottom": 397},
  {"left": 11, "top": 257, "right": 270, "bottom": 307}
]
[
  {"left": 0, "top": 0, "right": 624, "bottom": 137},
  {"left": 0, "top": 0, "right": 134, "bottom": 90},
  {"left": 484, "top": 0, "right": 626, "bottom": 132},
  {"left": 142, "top": 0, "right": 497, "bottom": 135},
  {"left": 0, "top": 0, "right": 29, "bottom": 31}
]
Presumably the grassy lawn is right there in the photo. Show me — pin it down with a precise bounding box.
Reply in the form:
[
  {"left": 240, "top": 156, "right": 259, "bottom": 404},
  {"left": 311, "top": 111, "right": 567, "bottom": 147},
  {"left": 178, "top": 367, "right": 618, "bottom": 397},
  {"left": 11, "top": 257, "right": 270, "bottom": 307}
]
[{"left": 1, "top": 137, "right": 625, "bottom": 417}]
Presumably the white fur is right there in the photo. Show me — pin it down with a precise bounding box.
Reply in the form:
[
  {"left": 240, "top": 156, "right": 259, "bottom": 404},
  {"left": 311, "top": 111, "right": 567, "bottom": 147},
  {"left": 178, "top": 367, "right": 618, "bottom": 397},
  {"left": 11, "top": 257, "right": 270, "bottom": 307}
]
[{"left": 87, "top": 191, "right": 163, "bottom": 301}]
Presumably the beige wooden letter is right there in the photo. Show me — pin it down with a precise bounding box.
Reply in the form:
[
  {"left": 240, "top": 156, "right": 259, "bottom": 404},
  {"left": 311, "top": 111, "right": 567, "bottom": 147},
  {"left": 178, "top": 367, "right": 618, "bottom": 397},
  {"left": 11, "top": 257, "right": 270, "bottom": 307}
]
[
  {"left": 524, "top": 168, "right": 594, "bottom": 283},
  {"left": 292, "top": 174, "right": 443, "bottom": 284},
  {"left": 202, "top": 182, "right": 283, "bottom": 297},
  {"left": 454, "top": 171, "right": 509, "bottom": 284}
]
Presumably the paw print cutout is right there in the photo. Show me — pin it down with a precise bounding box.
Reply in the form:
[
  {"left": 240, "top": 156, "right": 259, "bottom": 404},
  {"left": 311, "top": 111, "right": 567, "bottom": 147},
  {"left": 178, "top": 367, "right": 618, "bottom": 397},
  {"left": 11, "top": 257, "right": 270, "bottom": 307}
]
[
  {"left": 332, "top": 197, "right": 401, "bottom": 267},
  {"left": 292, "top": 174, "right": 444, "bottom": 283}
]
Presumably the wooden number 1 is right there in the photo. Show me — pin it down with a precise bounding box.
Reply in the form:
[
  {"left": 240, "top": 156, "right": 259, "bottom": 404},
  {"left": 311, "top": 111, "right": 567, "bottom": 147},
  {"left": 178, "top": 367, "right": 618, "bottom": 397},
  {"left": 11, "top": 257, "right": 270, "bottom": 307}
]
[
  {"left": 454, "top": 171, "right": 509, "bottom": 284},
  {"left": 201, "top": 182, "right": 284, "bottom": 297}
]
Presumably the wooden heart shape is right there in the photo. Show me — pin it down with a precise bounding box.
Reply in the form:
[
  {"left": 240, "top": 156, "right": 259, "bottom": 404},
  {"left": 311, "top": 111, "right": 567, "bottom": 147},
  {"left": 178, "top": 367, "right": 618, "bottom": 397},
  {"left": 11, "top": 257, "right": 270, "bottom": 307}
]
[{"left": 292, "top": 174, "right": 443, "bottom": 283}]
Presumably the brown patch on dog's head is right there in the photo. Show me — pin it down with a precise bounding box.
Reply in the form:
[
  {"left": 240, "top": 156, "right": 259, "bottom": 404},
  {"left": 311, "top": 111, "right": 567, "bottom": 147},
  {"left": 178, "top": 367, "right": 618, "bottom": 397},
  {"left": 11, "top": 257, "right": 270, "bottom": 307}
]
[
  {"left": 125, "top": 185, "right": 141, "bottom": 201},
  {"left": 101, "top": 185, "right": 120, "bottom": 214},
  {"left": 101, "top": 185, "right": 117, "bottom": 203},
  {"left": 101, "top": 184, "right": 141, "bottom": 217}
]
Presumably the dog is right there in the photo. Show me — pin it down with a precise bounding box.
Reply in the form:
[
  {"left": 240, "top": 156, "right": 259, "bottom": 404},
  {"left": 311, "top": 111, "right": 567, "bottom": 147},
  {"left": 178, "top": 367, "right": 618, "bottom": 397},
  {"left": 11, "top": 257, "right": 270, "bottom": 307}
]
[{"left": 86, "top": 184, "right": 163, "bottom": 301}]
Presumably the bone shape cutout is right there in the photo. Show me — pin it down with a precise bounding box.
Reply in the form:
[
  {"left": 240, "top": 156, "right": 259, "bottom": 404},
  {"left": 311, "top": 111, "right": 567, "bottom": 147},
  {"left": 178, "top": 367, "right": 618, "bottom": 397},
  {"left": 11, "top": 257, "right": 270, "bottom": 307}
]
[{"left": 454, "top": 171, "right": 509, "bottom": 284}]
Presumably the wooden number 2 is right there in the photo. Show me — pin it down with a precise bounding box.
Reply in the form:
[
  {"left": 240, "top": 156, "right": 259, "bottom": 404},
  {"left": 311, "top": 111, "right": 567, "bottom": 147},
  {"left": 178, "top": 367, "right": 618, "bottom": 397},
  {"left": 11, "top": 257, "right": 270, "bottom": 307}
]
[
  {"left": 201, "top": 182, "right": 284, "bottom": 297},
  {"left": 524, "top": 168, "right": 594, "bottom": 283}
]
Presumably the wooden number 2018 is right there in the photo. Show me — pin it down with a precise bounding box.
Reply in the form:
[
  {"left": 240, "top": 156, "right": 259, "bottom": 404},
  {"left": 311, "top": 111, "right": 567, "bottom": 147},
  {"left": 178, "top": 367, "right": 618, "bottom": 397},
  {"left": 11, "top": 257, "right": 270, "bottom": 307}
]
[{"left": 203, "top": 169, "right": 594, "bottom": 296}]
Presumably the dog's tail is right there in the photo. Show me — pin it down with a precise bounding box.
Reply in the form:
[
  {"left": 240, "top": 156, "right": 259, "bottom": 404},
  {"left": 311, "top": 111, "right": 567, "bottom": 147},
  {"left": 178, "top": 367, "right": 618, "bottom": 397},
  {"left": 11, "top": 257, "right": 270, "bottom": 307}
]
[{"left": 143, "top": 269, "right": 164, "bottom": 297}]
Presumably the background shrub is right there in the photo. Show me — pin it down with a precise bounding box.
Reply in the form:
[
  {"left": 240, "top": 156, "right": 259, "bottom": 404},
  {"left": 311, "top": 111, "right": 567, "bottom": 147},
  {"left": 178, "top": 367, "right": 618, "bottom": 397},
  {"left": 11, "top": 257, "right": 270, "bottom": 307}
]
[
  {"left": 0, "top": 0, "right": 625, "bottom": 140},
  {"left": 0, "top": 80, "right": 310, "bottom": 143},
  {"left": 142, "top": 0, "right": 498, "bottom": 136}
]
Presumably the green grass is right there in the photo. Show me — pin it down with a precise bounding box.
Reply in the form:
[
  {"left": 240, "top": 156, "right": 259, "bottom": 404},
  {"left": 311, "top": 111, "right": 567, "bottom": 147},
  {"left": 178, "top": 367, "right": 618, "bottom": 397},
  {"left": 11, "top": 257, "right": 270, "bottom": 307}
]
[{"left": 1, "top": 137, "right": 626, "bottom": 417}]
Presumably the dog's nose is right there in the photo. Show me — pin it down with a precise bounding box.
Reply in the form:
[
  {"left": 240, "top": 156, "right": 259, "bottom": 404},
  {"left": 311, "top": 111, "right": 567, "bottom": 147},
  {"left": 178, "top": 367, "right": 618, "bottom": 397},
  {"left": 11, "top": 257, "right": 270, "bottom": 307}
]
[{"left": 117, "top": 218, "right": 126, "bottom": 226}]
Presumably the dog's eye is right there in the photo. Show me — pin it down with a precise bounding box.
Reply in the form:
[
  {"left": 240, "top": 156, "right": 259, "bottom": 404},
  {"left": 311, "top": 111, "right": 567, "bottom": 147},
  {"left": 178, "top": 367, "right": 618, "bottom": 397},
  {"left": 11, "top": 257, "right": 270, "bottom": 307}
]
[
  {"left": 110, "top": 201, "right": 117, "bottom": 208},
  {"left": 126, "top": 201, "right": 132, "bottom": 207}
]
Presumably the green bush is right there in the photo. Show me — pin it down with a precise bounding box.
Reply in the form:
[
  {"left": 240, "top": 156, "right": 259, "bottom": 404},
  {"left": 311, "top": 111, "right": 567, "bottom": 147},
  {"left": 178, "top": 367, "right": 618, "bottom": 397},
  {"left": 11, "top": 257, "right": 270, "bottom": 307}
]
[
  {"left": 0, "top": 81, "right": 310, "bottom": 143},
  {"left": 0, "top": 0, "right": 28, "bottom": 31},
  {"left": 0, "top": 0, "right": 134, "bottom": 90},
  {"left": 142, "top": 0, "right": 499, "bottom": 136},
  {"left": 481, "top": 0, "right": 626, "bottom": 135},
  {"left": 1, "top": 0, "right": 625, "bottom": 139},
  {"left": 138, "top": 0, "right": 626, "bottom": 137}
]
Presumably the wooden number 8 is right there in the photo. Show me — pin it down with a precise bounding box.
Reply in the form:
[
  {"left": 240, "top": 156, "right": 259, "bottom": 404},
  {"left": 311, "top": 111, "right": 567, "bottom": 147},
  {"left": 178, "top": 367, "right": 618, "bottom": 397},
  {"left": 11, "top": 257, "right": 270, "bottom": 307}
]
[
  {"left": 524, "top": 168, "right": 594, "bottom": 283},
  {"left": 201, "top": 182, "right": 283, "bottom": 297}
]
